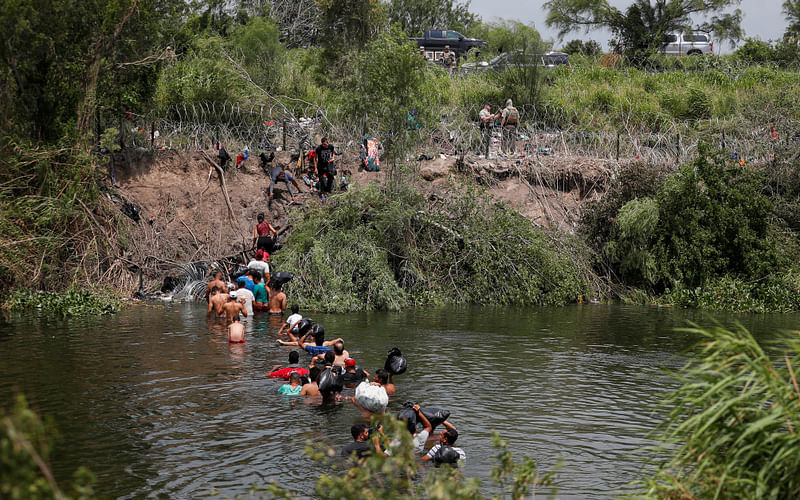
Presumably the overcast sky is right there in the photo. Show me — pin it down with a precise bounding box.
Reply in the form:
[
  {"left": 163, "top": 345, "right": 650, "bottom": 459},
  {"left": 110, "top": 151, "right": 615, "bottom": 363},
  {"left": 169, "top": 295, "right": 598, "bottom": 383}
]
[{"left": 467, "top": 0, "right": 787, "bottom": 54}]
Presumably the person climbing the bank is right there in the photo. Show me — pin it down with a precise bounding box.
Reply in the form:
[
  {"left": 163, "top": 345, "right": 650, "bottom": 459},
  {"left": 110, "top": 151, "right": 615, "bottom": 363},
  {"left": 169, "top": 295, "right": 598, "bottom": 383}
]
[
  {"left": 479, "top": 102, "right": 499, "bottom": 155},
  {"left": 500, "top": 98, "right": 519, "bottom": 155},
  {"left": 421, "top": 427, "right": 466, "bottom": 465},
  {"left": 252, "top": 213, "right": 278, "bottom": 253},
  {"left": 268, "top": 164, "right": 301, "bottom": 203},
  {"left": 247, "top": 250, "right": 270, "bottom": 282},
  {"left": 313, "top": 137, "right": 336, "bottom": 198},
  {"left": 227, "top": 314, "right": 245, "bottom": 343}
]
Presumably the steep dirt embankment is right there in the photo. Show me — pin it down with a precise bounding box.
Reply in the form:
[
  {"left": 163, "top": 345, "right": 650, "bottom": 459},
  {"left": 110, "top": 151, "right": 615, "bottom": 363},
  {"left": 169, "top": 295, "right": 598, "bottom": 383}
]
[{"left": 111, "top": 149, "right": 628, "bottom": 293}]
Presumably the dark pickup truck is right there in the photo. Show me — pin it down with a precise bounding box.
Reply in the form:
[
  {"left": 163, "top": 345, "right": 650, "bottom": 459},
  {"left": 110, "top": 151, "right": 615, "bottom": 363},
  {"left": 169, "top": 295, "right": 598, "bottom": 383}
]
[{"left": 410, "top": 30, "right": 487, "bottom": 57}]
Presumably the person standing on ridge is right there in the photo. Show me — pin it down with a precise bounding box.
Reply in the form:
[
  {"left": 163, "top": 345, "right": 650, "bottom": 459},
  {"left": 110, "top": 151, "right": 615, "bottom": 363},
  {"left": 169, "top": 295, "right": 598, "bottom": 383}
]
[
  {"left": 500, "top": 99, "right": 519, "bottom": 156},
  {"left": 313, "top": 137, "right": 336, "bottom": 198}
]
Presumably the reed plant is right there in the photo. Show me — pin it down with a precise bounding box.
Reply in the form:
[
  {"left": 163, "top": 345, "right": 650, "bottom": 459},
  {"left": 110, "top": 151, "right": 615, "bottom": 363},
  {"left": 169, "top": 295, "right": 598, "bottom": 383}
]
[{"left": 640, "top": 324, "right": 800, "bottom": 499}]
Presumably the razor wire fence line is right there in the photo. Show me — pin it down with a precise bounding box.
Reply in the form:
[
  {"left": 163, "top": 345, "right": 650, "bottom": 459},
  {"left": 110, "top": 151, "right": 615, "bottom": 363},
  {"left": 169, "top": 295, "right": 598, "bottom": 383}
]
[{"left": 115, "top": 99, "right": 800, "bottom": 167}]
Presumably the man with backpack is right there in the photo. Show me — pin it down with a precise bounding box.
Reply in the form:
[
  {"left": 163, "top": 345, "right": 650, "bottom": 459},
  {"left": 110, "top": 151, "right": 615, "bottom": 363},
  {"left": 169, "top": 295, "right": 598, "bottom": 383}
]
[{"left": 500, "top": 99, "right": 519, "bottom": 156}]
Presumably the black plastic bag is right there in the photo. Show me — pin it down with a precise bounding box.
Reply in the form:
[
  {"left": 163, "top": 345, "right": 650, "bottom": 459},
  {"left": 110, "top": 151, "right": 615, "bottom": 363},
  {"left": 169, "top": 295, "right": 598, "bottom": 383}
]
[
  {"left": 271, "top": 271, "right": 294, "bottom": 286},
  {"left": 420, "top": 407, "right": 451, "bottom": 428},
  {"left": 296, "top": 318, "right": 313, "bottom": 336},
  {"left": 318, "top": 368, "right": 342, "bottom": 393},
  {"left": 384, "top": 347, "right": 407, "bottom": 375},
  {"left": 433, "top": 445, "right": 460, "bottom": 465},
  {"left": 397, "top": 408, "right": 417, "bottom": 434}
]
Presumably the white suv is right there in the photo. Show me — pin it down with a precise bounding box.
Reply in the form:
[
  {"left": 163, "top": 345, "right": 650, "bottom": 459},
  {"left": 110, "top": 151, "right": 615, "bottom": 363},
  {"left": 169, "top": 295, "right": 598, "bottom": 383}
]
[{"left": 661, "top": 31, "right": 713, "bottom": 56}]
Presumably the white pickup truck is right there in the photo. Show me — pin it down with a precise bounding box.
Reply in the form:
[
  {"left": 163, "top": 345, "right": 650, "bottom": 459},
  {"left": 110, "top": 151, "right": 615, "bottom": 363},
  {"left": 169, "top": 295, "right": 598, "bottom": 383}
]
[{"left": 661, "top": 31, "right": 713, "bottom": 56}]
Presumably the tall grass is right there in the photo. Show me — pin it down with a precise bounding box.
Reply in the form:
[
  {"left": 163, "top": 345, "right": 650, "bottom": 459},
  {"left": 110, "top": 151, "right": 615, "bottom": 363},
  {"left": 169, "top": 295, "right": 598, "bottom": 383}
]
[{"left": 640, "top": 324, "right": 800, "bottom": 499}]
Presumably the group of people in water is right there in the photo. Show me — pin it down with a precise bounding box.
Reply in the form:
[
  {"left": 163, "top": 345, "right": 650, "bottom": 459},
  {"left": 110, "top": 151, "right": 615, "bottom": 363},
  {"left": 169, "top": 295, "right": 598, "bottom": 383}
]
[{"left": 203, "top": 224, "right": 466, "bottom": 465}]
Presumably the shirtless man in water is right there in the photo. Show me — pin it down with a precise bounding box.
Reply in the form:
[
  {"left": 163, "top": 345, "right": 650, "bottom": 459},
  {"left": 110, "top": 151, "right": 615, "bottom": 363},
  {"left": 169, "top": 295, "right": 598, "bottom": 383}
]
[
  {"left": 222, "top": 292, "right": 247, "bottom": 321},
  {"left": 206, "top": 287, "right": 228, "bottom": 317},
  {"left": 268, "top": 282, "right": 287, "bottom": 314},
  {"left": 205, "top": 271, "right": 226, "bottom": 301},
  {"left": 332, "top": 341, "right": 350, "bottom": 367},
  {"left": 228, "top": 315, "right": 245, "bottom": 343}
]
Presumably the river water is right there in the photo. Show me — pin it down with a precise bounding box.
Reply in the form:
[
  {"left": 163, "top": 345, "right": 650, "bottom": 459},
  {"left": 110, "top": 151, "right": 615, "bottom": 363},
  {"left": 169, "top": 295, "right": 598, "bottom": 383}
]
[{"left": 1, "top": 303, "right": 798, "bottom": 498}]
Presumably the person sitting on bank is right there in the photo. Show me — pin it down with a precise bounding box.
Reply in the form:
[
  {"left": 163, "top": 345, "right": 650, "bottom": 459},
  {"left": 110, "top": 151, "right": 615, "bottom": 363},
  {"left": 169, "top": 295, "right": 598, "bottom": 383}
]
[
  {"left": 341, "top": 423, "right": 385, "bottom": 459},
  {"left": 227, "top": 314, "right": 245, "bottom": 344},
  {"left": 268, "top": 165, "right": 301, "bottom": 203},
  {"left": 269, "top": 350, "right": 310, "bottom": 380},
  {"left": 277, "top": 372, "right": 303, "bottom": 395}
]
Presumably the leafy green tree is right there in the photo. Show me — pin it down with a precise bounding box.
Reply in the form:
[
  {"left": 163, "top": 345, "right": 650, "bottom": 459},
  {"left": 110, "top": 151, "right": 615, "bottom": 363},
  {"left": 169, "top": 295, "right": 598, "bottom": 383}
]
[
  {"left": 387, "top": 0, "right": 478, "bottom": 36},
  {"left": 231, "top": 16, "right": 285, "bottom": 90},
  {"left": 544, "top": 0, "right": 743, "bottom": 62},
  {"left": 470, "top": 20, "right": 546, "bottom": 56},
  {"left": 318, "top": 0, "right": 387, "bottom": 53},
  {"left": 785, "top": 0, "right": 800, "bottom": 33},
  {"left": 562, "top": 39, "right": 602, "bottom": 55}
]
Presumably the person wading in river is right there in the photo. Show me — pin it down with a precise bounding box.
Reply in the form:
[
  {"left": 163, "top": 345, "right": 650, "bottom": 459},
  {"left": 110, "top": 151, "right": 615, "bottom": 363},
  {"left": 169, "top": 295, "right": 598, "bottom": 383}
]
[
  {"left": 252, "top": 213, "right": 278, "bottom": 253},
  {"left": 205, "top": 271, "right": 226, "bottom": 301},
  {"left": 206, "top": 287, "right": 228, "bottom": 318},
  {"left": 268, "top": 281, "right": 287, "bottom": 315},
  {"left": 222, "top": 291, "right": 247, "bottom": 322},
  {"left": 228, "top": 315, "right": 245, "bottom": 343}
]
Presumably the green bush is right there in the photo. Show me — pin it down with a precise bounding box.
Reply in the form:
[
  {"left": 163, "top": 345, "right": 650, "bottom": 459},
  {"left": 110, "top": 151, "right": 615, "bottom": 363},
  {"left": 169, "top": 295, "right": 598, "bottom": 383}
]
[
  {"left": 275, "top": 181, "right": 586, "bottom": 312},
  {"left": 5, "top": 287, "right": 119, "bottom": 317}
]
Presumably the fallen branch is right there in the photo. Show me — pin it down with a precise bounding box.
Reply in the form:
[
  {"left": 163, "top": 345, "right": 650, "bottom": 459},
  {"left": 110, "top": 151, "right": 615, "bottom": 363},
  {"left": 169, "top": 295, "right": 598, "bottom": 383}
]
[{"left": 200, "top": 150, "right": 236, "bottom": 224}]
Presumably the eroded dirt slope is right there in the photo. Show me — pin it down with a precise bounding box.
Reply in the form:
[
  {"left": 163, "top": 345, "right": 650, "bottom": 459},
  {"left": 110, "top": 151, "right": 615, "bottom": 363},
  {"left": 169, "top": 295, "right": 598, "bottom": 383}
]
[{"left": 111, "top": 148, "right": 627, "bottom": 293}]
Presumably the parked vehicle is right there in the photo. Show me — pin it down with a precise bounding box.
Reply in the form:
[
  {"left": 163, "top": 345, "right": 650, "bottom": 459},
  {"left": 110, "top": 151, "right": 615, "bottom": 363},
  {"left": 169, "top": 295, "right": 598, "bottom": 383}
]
[
  {"left": 411, "top": 30, "right": 487, "bottom": 58},
  {"left": 660, "top": 31, "right": 713, "bottom": 56},
  {"left": 460, "top": 51, "right": 570, "bottom": 74}
]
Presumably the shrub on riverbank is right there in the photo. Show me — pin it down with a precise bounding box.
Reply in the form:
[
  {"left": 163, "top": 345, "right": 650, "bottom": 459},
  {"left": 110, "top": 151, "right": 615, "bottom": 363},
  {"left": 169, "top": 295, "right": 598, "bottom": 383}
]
[
  {"left": 274, "top": 180, "right": 588, "bottom": 312},
  {"left": 639, "top": 324, "right": 800, "bottom": 498},
  {"left": 582, "top": 145, "right": 800, "bottom": 312},
  {"left": 4, "top": 287, "right": 119, "bottom": 317}
]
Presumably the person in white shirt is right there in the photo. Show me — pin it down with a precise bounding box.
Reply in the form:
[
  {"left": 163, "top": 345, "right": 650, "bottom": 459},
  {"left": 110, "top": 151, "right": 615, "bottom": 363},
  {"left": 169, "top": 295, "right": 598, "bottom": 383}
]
[
  {"left": 234, "top": 281, "right": 255, "bottom": 317},
  {"left": 277, "top": 304, "right": 302, "bottom": 335},
  {"left": 247, "top": 249, "right": 270, "bottom": 282},
  {"left": 421, "top": 427, "right": 466, "bottom": 465}
]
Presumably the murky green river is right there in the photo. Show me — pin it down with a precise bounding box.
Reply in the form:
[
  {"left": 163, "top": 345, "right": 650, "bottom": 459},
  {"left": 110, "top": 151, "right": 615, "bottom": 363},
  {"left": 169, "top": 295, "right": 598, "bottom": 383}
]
[{"left": 1, "top": 303, "right": 798, "bottom": 498}]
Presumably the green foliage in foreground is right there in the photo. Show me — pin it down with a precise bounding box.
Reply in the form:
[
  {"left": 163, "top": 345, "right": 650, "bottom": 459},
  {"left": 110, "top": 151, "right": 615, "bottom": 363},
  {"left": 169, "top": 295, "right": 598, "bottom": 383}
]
[
  {"left": 639, "top": 324, "right": 800, "bottom": 499},
  {"left": 4, "top": 287, "right": 119, "bottom": 318},
  {"left": 274, "top": 180, "right": 587, "bottom": 313},
  {"left": 305, "top": 415, "right": 555, "bottom": 500},
  {"left": 1, "top": 395, "right": 95, "bottom": 499}
]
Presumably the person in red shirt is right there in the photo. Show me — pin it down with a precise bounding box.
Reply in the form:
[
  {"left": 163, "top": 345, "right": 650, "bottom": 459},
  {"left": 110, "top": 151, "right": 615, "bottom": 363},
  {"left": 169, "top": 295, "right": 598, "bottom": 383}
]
[{"left": 268, "top": 350, "right": 309, "bottom": 380}]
